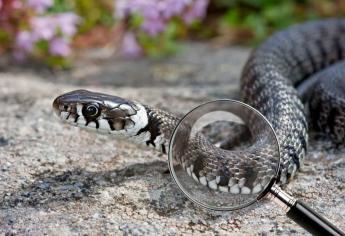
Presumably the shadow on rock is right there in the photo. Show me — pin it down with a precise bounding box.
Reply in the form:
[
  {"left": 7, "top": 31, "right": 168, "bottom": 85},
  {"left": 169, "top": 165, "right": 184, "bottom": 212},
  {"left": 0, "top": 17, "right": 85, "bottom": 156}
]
[
  {"left": 0, "top": 161, "right": 169, "bottom": 209},
  {"left": 0, "top": 159, "right": 254, "bottom": 219}
]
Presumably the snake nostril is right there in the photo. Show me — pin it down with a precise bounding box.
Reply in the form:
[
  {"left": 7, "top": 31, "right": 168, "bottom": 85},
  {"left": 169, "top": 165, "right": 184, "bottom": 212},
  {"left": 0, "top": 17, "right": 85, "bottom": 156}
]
[{"left": 63, "top": 105, "right": 69, "bottom": 111}]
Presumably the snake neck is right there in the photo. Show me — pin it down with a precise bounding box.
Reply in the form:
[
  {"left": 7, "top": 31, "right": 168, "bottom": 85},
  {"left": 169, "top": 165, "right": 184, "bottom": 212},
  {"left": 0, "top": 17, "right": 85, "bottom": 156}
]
[{"left": 137, "top": 105, "right": 180, "bottom": 154}]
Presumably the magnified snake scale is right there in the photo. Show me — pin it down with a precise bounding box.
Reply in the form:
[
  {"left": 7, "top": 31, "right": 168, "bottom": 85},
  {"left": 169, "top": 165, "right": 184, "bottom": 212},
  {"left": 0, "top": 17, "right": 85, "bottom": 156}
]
[{"left": 53, "top": 19, "right": 345, "bottom": 194}]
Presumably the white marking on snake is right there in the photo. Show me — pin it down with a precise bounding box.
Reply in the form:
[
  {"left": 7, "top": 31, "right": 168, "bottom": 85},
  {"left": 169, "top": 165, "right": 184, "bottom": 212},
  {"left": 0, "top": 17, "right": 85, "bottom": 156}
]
[
  {"left": 192, "top": 173, "right": 199, "bottom": 182},
  {"left": 238, "top": 178, "right": 246, "bottom": 187},
  {"left": 154, "top": 134, "right": 165, "bottom": 149},
  {"left": 104, "top": 101, "right": 119, "bottom": 109},
  {"left": 228, "top": 177, "right": 237, "bottom": 187},
  {"left": 87, "top": 122, "right": 96, "bottom": 128},
  {"left": 199, "top": 176, "right": 207, "bottom": 186},
  {"left": 219, "top": 186, "right": 229, "bottom": 193},
  {"left": 106, "top": 102, "right": 149, "bottom": 144},
  {"left": 230, "top": 184, "right": 240, "bottom": 194},
  {"left": 208, "top": 179, "right": 217, "bottom": 190},
  {"left": 120, "top": 104, "right": 136, "bottom": 115},
  {"left": 190, "top": 165, "right": 194, "bottom": 172},
  {"left": 98, "top": 119, "right": 110, "bottom": 133},
  {"left": 77, "top": 116, "right": 87, "bottom": 126},
  {"left": 66, "top": 114, "right": 76, "bottom": 124},
  {"left": 76, "top": 104, "right": 83, "bottom": 116},
  {"left": 124, "top": 120, "right": 135, "bottom": 129},
  {"left": 214, "top": 142, "right": 221, "bottom": 148},
  {"left": 187, "top": 167, "right": 192, "bottom": 176},
  {"left": 60, "top": 111, "right": 69, "bottom": 120},
  {"left": 85, "top": 122, "right": 97, "bottom": 131},
  {"left": 241, "top": 186, "right": 251, "bottom": 194},
  {"left": 216, "top": 176, "right": 220, "bottom": 184},
  {"left": 252, "top": 184, "right": 262, "bottom": 194}
]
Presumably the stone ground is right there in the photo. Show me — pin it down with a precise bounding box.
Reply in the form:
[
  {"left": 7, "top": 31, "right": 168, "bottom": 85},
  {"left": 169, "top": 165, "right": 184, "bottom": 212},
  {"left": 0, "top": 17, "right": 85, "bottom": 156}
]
[{"left": 0, "top": 43, "right": 344, "bottom": 235}]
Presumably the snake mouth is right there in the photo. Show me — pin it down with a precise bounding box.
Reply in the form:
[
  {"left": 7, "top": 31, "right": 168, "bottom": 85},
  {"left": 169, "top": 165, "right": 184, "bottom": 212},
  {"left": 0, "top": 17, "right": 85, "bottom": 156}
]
[{"left": 53, "top": 101, "right": 79, "bottom": 126}]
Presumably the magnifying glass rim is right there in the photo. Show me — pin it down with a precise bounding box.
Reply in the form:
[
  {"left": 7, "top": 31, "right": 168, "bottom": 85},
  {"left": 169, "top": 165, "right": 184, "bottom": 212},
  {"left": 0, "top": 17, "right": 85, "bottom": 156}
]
[{"left": 168, "top": 99, "right": 281, "bottom": 211}]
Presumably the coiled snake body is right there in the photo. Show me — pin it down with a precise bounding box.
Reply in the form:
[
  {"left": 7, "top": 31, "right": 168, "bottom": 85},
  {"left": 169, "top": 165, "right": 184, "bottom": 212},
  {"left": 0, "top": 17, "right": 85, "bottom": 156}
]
[{"left": 53, "top": 19, "right": 345, "bottom": 194}]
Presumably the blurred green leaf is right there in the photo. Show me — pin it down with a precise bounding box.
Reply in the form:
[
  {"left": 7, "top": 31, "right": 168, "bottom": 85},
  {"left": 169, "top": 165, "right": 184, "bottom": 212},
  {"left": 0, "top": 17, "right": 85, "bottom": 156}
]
[
  {"left": 36, "top": 40, "right": 49, "bottom": 52},
  {"left": 0, "top": 30, "right": 10, "bottom": 44},
  {"left": 222, "top": 9, "right": 241, "bottom": 26},
  {"left": 73, "top": 0, "right": 114, "bottom": 33},
  {"left": 244, "top": 13, "right": 267, "bottom": 42},
  {"left": 263, "top": 2, "right": 295, "bottom": 28},
  {"left": 49, "top": 0, "right": 73, "bottom": 12},
  {"left": 130, "top": 14, "right": 144, "bottom": 29},
  {"left": 138, "top": 21, "right": 180, "bottom": 58},
  {"left": 46, "top": 55, "right": 71, "bottom": 68}
]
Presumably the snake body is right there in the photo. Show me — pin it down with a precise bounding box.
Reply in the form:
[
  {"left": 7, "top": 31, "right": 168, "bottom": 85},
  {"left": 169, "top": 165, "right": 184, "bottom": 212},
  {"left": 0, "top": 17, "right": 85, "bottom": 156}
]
[{"left": 53, "top": 19, "right": 345, "bottom": 193}]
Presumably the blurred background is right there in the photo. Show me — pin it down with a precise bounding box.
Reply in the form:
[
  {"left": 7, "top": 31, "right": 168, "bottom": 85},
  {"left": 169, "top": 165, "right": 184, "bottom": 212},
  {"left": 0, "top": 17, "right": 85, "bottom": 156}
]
[
  {"left": 1, "top": 2, "right": 345, "bottom": 234},
  {"left": 1, "top": 0, "right": 345, "bottom": 69}
]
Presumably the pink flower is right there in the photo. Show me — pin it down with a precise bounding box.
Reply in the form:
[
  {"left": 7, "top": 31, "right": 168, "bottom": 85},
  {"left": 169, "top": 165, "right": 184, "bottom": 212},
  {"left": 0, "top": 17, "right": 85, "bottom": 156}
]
[
  {"left": 183, "top": 0, "right": 209, "bottom": 24},
  {"left": 30, "top": 13, "right": 79, "bottom": 41},
  {"left": 49, "top": 38, "right": 71, "bottom": 56},
  {"left": 160, "top": 0, "right": 191, "bottom": 18},
  {"left": 121, "top": 32, "right": 143, "bottom": 57},
  {"left": 31, "top": 16, "right": 56, "bottom": 40},
  {"left": 55, "top": 13, "right": 80, "bottom": 36},
  {"left": 114, "top": 0, "right": 128, "bottom": 19},
  {"left": 141, "top": 18, "right": 165, "bottom": 36},
  {"left": 27, "top": 0, "right": 53, "bottom": 13},
  {"left": 138, "top": 1, "right": 160, "bottom": 19},
  {"left": 16, "top": 31, "right": 35, "bottom": 52}
]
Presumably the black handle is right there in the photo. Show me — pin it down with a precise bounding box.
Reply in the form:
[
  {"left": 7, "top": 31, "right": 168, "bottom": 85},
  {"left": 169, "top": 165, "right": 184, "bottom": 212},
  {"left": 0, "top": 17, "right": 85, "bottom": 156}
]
[{"left": 287, "top": 200, "right": 344, "bottom": 236}]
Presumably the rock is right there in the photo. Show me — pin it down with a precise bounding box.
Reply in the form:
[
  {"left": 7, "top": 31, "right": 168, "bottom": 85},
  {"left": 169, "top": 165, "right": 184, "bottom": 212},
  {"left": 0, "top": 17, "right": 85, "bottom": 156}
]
[{"left": 0, "top": 43, "right": 344, "bottom": 235}]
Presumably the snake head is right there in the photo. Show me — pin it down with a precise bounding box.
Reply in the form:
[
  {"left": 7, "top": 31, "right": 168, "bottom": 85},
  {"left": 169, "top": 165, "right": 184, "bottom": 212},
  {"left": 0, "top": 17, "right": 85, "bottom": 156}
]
[{"left": 53, "top": 90, "right": 149, "bottom": 138}]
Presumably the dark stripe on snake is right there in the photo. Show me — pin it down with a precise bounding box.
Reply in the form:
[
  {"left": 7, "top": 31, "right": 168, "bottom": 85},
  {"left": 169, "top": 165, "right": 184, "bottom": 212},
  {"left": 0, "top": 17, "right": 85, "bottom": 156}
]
[
  {"left": 74, "top": 114, "right": 79, "bottom": 123},
  {"left": 137, "top": 107, "right": 162, "bottom": 147},
  {"left": 108, "top": 120, "right": 115, "bottom": 131}
]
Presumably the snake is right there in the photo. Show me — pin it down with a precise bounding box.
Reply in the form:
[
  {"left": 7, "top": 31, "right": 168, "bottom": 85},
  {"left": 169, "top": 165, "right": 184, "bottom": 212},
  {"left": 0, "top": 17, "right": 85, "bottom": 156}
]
[{"left": 53, "top": 19, "right": 345, "bottom": 195}]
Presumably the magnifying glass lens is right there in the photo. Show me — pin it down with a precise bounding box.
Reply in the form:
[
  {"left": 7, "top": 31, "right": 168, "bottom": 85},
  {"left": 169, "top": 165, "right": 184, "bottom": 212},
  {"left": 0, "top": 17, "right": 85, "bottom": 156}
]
[{"left": 168, "top": 100, "right": 281, "bottom": 211}]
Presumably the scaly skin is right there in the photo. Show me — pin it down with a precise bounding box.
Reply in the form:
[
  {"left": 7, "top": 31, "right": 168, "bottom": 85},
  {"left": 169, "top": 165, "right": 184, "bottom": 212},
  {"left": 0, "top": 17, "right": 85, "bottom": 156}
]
[{"left": 241, "top": 19, "right": 345, "bottom": 183}]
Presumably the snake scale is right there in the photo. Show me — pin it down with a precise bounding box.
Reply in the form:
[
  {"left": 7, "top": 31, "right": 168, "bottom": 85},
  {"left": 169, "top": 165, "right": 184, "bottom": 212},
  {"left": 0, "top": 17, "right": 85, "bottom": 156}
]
[{"left": 53, "top": 19, "right": 345, "bottom": 195}]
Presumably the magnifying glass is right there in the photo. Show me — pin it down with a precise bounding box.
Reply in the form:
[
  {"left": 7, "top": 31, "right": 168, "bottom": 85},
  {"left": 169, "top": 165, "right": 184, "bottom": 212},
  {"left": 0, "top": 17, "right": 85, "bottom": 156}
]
[{"left": 168, "top": 100, "right": 344, "bottom": 236}]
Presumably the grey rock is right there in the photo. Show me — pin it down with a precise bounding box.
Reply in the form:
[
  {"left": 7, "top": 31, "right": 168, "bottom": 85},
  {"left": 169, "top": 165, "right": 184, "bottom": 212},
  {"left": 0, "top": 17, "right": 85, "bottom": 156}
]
[{"left": 0, "top": 43, "right": 344, "bottom": 235}]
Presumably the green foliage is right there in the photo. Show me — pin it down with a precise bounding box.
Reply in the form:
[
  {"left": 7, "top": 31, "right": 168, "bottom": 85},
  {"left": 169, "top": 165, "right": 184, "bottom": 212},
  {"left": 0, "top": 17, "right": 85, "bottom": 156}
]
[
  {"left": 46, "top": 55, "right": 71, "bottom": 68},
  {"left": 48, "top": 0, "right": 115, "bottom": 33},
  {"left": 49, "top": 0, "right": 73, "bottom": 12},
  {"left": 0, "top": 30, "right": 10, "bottom": 45},
  {"left": 72, "top": 0, "right": 114, "bottom": 33},
  {"left": 216, "top": 0, "right": 345, "bottom": 44},
  {"left": 2, "top": 0, "right": 345, "bottom": 67},
  {"left": 138, "top": 21, "right": 181, "bottom": 58}
]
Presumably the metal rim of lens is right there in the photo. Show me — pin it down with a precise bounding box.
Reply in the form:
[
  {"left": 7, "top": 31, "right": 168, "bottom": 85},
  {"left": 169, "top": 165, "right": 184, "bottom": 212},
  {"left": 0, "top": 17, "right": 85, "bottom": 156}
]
[{"left": 168, "top": 99, "right": 281, "bottom": 211}]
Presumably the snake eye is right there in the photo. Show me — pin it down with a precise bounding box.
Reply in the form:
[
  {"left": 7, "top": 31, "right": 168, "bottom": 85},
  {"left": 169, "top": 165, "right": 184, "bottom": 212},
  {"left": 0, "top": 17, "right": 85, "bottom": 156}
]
[{"left": 82, "top": 104, "right": 99, "bottom": 117}]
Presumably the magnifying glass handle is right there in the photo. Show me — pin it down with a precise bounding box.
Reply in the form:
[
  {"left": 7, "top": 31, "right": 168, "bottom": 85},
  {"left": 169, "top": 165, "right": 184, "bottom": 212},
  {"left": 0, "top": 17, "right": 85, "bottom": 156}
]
[
  {"left": 269, "top": 185, "right": 344, "bottom": 236},
  {"left": 287, "top": 200, "right": 344, "bottom": 236}
]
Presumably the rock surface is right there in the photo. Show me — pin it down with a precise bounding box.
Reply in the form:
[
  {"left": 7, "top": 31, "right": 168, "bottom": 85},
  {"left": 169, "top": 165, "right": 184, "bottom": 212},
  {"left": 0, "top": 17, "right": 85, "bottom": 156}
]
[{"left": 0, "top": 44, "right": 344, "bottom": 235}]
